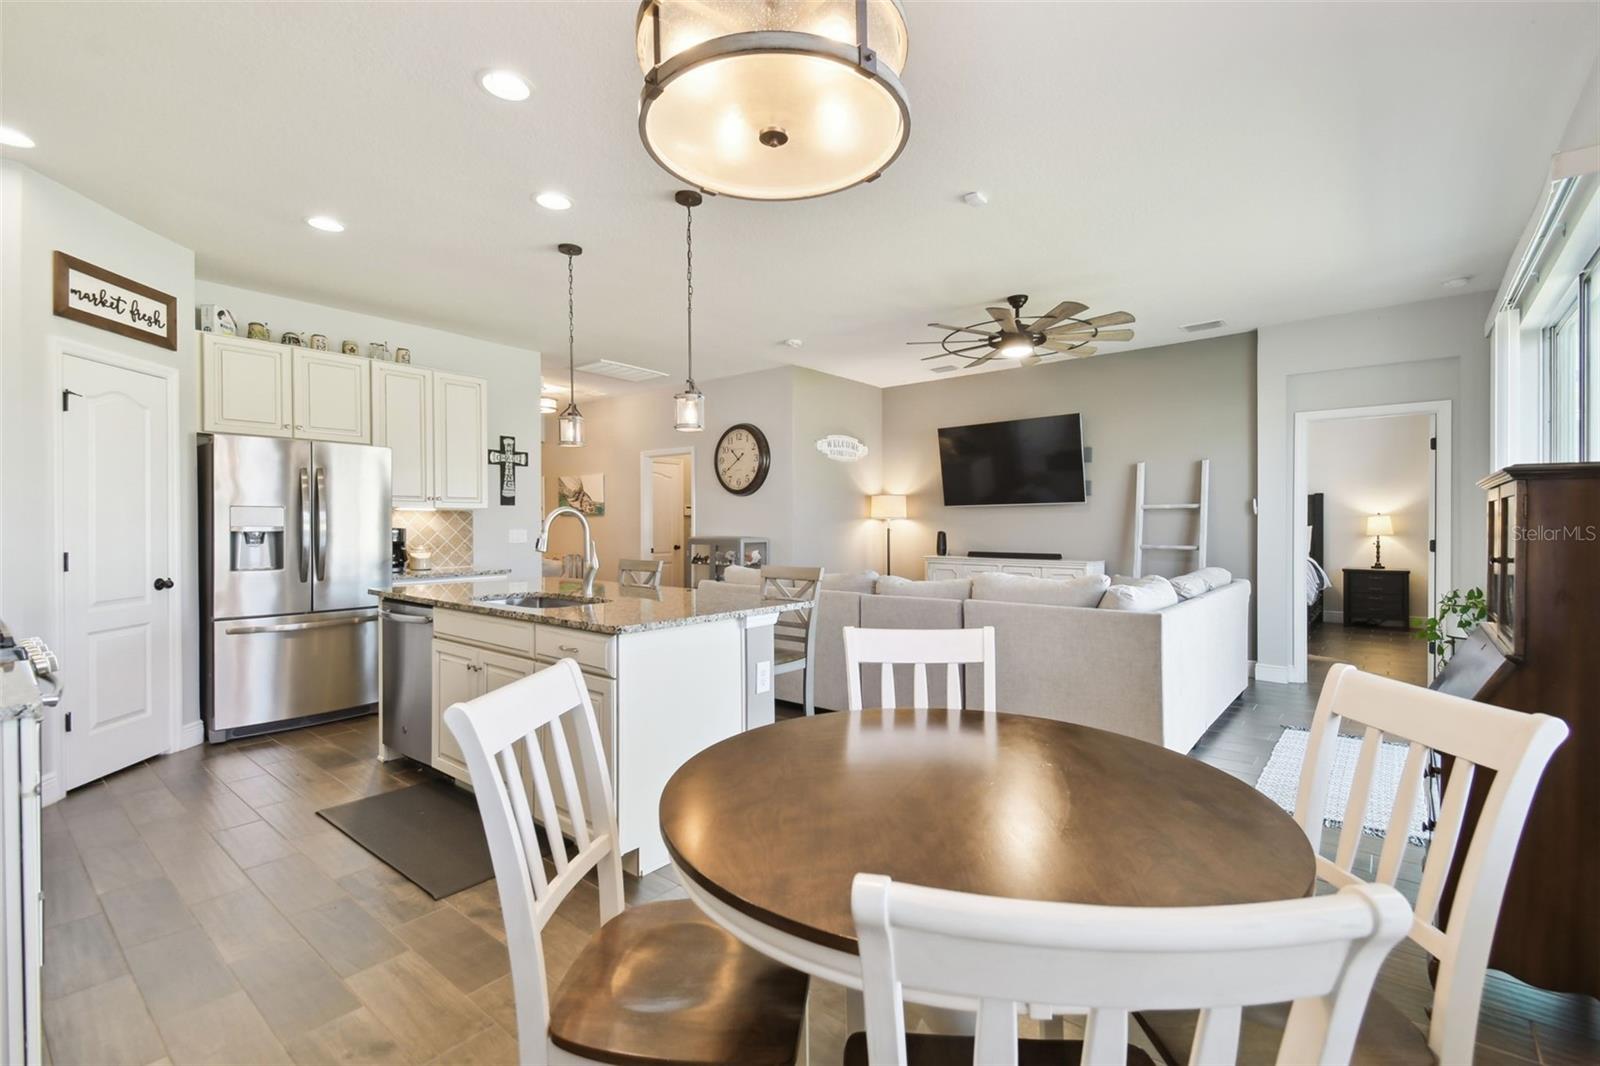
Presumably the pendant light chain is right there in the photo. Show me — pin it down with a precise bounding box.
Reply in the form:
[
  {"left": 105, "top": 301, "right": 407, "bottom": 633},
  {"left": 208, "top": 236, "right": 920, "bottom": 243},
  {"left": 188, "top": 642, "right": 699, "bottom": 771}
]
[
  {"left": 567, "top": 251, "right": 576, "bottom": 397},
  {"left": 685, "top": 201, "right": 694, "bottom": 387}
]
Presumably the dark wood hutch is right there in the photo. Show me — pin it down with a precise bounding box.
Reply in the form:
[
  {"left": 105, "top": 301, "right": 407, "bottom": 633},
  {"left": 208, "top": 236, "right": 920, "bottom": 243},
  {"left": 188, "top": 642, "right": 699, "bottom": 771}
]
[{"left": 1433, "top": 463, "right": 1599, "bottom": 999}]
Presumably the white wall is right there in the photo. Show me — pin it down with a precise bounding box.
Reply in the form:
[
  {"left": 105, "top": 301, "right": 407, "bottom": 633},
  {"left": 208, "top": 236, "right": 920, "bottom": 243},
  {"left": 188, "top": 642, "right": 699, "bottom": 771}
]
[
  {"left": 1307, "top": 413, "right": 1432, "bottom": 618},
  {"left": 1, "top": 161, "right": 198, "bottom": 788},
  {"left": 194, "top": 281, "right": 542, "bottom": 570},
  {"left": 1257, "top": 291, "right": 1491, "bottom": 678},
  {"left": 881, "top": 332, "right": 1258, "bottom": 587},
  {"left": 540, "top": 365, "right": 885, "bottom": 578}
]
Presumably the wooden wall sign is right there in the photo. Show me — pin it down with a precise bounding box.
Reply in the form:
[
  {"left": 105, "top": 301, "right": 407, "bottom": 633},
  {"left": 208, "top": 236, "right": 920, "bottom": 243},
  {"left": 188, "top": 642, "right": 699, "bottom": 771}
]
[{"left": 52, "top": 251, "right": 178, "bottom": 350}]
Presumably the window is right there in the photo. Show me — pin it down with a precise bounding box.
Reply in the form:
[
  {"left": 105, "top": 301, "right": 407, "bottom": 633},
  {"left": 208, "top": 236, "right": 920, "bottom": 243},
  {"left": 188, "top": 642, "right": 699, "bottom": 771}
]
[{"left": 1543, "top": 249, "right": 1597, "bottom": 462}]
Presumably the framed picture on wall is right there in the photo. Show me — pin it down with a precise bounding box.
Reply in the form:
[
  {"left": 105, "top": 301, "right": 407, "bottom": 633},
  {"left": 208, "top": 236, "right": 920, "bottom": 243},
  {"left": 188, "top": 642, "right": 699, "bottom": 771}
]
[
  {"left": 52, "top": 251, "right": 179, "bottom": 350},
  {"left": 557, "top": 474, "right": 605, "bottom": 516}
]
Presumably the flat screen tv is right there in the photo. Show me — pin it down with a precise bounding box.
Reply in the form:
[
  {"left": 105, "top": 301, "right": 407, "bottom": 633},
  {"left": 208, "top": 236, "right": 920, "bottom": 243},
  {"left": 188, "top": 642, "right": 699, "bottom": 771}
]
[{"left": 937, "top": 413, "right": 1086, "bottom": 506}]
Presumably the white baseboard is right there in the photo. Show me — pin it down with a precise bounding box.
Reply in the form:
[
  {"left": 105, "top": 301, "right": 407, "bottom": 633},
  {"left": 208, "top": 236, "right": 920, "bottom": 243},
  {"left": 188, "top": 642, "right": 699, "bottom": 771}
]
[
  {"left": 176, "top": 719, "right": 205, "bottom": 751},
  {"left": 1323, "top": 609, "right": 1344, "bottom": 624},
  {"left": 1253, "top": 662, "right": 1293, "bottom": 684},
  {"left": 41, "top": 771, "right": 63, "bottom": 806}
]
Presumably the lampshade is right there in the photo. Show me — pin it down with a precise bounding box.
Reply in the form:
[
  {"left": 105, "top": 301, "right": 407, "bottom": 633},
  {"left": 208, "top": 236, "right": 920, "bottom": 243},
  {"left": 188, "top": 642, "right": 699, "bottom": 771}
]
[
  {"left": 558, "top": 403, "right": 585, "bottom": 448},
  {"left": 870, "top": 494, "right": 907, "bottom": 520},
  {"left": 539, "top": 393, "right": 559, "bottom": 414},
  {"left": 635, "top": 0, "right": 911, "bottom": 201},
  {"left": 673, "top": 386, "right": 704, "bottom": 431},
  {"left": 1366, "top": 514, "right": 1394, "bottom": 536}
]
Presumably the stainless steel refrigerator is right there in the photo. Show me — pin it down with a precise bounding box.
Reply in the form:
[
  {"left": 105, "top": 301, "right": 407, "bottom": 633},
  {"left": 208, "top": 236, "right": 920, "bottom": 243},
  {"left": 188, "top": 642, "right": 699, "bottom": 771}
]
[{"left": 200, "top": 434, "right": 391, "bottom": 741}]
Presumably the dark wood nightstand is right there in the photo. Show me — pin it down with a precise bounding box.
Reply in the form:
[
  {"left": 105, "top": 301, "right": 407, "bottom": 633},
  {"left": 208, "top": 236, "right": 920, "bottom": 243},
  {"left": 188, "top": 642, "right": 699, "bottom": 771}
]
[{"left": 1342, "top": 568, "right": 1410, "bottom": 628}]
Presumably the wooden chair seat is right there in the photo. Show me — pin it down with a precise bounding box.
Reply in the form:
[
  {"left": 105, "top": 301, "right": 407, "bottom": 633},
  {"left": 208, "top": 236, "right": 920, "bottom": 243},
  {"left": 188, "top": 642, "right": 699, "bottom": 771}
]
[
  {"left": 844, "top": 1032, "right": 1156, "bottom": 1066},
  {"left": 549, "top": 898, "right": 810, "bottom": 1065},
  {"left": 774, "top": 645, "right": 807, "bottom": 667},
  {"left": 1140, "top": 993, "right": 1433, "bottom": 1066}
]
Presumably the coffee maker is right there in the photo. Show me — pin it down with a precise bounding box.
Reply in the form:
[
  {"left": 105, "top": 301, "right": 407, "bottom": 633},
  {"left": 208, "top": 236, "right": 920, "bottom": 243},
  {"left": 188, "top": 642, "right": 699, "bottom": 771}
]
[{"left": 391, "top": 527, "right": 407, "bottom": 574}]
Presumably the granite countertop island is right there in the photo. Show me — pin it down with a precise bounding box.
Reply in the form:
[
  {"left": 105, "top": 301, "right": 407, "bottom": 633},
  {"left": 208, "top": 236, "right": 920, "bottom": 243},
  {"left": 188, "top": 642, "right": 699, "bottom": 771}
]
[{"left": 370, "top": 574, "right": 780, "bottom": 635}]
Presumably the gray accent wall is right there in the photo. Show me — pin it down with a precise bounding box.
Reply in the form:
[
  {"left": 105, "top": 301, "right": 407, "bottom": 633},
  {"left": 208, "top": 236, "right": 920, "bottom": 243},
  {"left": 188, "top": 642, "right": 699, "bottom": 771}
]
[{"left": 880, "top": 333, "right": 1259, "bottom": 591}]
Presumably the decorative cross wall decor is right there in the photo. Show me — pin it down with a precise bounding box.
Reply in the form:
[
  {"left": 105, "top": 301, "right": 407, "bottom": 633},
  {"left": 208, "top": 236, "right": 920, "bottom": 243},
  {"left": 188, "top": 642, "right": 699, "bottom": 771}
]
[{"left": 487, "top": 435, "right": 528, "bottom": 505}]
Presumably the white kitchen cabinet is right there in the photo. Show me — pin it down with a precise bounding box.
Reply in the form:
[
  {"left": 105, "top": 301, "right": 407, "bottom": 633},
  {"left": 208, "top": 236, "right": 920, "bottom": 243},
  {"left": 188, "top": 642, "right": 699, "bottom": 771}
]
[
  {"left": 432, "top": 371, "right": 489, "bottom": 509},
  {"left": 292, "top": 349, "right": 370, "bottom": 443},
  {"left": 369, "top": 366, "right": 487, "bottom": 509},
  {"left": 201, "top": 335, "right": 294, "bottom": 437},
  {"left": 431, "top": 638, "right": 541, "bottom": 783},
  {"left": 372, "top": 363, "right": 433, "bottom": 506}
]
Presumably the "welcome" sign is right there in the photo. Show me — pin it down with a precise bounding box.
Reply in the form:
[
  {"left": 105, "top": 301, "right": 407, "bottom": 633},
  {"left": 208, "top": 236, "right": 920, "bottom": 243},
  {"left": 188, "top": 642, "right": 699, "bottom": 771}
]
[{"left": 53, "top": 251, "right": 178, "bottom": 351}]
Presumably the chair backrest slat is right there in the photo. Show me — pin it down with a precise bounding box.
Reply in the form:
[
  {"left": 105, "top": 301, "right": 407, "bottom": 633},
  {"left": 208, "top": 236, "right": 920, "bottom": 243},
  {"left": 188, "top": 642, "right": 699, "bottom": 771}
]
[
  {"left": 617, "top": 558, "right": 664, "bottom": 588},
  {"left": 444, "top": 659, "right": 626, "bottom": 1060},
  {"left": 843, "top": 626, "right": 997, "bottom": 712},
  {"left": 852, "top": 872, "right": 1413, "bottom": 1066},
  {"left": 1290, "top": 663, "right": 1567, "bottom": 1064}
]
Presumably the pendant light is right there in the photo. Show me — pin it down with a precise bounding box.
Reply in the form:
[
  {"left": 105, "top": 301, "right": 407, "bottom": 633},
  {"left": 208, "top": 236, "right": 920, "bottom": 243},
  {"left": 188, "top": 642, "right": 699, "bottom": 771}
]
[
  {"left": 636, "top": 0, "right": 910, "bottom": 201},
  {"left": 539, "top": 392, "right": 559, "bottom": 414},
  {"left": 673, "top": 190, "right": 705, "bottom": 432},
  {"left": 557, "top": 243, "right": 585, "bottom": 447}
]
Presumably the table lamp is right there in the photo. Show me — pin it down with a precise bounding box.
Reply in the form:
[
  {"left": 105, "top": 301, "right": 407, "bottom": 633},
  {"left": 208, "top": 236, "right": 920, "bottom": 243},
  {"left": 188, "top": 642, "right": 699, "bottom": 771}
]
[
  {"left": 1366, "top": 513, "right": 1393, "bottom": 569},
  {"left": 870, "top": 494, "right": 907, "bottom": 575}
]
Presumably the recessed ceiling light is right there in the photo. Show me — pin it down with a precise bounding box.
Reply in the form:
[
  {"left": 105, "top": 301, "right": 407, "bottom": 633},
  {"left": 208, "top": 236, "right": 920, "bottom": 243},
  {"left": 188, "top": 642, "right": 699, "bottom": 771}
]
[
  {"left": 479, "top": 69, "right": 531, "bottom": 102},
  {"left": 962, "top": 191, "right": 989, "bottom": 207},
  {"left": 784, "top": 338, "right": 804, "bottom": 348},
  {"left": 0, "top": 126, "right": 35, "bottom": 149},
  {"left": 305, "top": 216, "right": 345, "bottom": 233},
  {"left": 534, "top": 191, "right": 573, "bottom": 211},
  {"left": 1442, "top": 275, "right": 1472, "bottom": 289}
]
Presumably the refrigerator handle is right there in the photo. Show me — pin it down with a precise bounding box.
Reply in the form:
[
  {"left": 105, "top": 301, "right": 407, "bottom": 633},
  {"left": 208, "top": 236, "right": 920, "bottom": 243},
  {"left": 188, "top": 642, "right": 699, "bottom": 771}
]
[
  {"left": 315, "top": 467, "right": 329, "bottom": 583},
  {"left": 298, "top": 467, "right": 311, "bottom": 583}
]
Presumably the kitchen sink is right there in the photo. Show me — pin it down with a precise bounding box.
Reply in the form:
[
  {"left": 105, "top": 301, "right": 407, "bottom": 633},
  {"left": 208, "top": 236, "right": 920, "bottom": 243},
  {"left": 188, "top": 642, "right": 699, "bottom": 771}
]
[{"left": 478, "top": 593, "right": 604, "bottom": 610}]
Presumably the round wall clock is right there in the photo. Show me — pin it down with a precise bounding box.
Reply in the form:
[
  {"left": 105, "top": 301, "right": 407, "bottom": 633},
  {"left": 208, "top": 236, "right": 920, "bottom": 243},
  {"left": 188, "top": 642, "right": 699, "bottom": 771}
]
[{"left": 715, "top": 423, "right": 771, "bottom": 496}]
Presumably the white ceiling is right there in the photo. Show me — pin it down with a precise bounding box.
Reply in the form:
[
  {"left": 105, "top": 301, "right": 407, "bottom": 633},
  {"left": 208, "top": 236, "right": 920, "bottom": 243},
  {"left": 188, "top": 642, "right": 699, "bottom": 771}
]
[{"left": 3, "top": 2, "right": 1596, "bottom": 389}]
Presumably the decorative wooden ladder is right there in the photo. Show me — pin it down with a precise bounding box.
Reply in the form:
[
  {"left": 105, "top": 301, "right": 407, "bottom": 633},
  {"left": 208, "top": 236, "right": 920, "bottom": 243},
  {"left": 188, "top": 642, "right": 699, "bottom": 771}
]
[{"left": 1132, "top": 459, "right": 1209, "bottom": 577}]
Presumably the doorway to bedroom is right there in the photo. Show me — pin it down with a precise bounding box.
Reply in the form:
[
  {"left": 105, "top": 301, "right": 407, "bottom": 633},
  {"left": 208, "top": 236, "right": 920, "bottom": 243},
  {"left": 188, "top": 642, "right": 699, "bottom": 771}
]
[{"left": 1295, "top": 402, "right": 1450, "bottom": 686}]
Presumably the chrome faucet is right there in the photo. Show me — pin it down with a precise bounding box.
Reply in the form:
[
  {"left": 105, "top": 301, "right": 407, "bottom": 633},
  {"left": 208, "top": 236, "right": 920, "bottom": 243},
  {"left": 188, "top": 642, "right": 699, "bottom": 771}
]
[{"left": 534, "top": 506, "right": 599, "bottom": 597}]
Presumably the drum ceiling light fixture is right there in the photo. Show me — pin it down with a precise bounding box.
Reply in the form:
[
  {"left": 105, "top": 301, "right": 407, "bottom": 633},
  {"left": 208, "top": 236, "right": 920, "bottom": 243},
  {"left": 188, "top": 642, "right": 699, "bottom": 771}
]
[{"left": 635, "top": 0, "right": 910, "bottom": 201}]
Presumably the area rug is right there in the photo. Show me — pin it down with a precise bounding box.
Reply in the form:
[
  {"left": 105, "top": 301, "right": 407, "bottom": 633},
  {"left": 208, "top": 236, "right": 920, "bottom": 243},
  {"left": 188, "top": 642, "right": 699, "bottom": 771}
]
[
  {"left": 318, "top": 779, "right": 494, "bottom": 899},
  {"left": 1255, "top": 727, "right": 1429, "bottom": 845}
]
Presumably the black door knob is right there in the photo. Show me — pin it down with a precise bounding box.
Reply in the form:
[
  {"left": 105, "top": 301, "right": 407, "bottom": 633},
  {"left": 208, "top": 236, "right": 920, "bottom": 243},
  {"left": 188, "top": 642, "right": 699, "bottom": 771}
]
[{"left": 153, "top": 578, "right": 174, "bottom": 590}]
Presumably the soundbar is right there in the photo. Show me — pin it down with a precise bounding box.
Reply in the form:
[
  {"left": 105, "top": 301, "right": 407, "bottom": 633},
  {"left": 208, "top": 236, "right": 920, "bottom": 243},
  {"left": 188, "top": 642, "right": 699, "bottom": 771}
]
[{"left": 966, "top": 550, "right": 1063, "bottom": 560}]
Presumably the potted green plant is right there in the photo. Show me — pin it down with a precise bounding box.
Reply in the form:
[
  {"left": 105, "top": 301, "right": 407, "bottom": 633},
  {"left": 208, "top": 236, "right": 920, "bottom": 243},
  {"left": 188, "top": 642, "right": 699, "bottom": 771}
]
[{"left": 1417, "top": 586, "right": 1487, "bottom": 675}]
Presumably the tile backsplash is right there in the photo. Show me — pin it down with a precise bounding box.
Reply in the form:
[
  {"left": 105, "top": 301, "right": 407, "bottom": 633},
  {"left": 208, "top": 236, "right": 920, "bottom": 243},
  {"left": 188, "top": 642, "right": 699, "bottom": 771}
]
[{"left": 392, "top": 510, "right": 474, "bottom": 569}]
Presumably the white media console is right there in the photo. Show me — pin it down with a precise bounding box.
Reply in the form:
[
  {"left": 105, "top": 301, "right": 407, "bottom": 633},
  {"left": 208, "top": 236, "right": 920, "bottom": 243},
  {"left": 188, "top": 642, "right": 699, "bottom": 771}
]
[{"left": 924, "top": 555, "right": 1106, "bottom": 581}]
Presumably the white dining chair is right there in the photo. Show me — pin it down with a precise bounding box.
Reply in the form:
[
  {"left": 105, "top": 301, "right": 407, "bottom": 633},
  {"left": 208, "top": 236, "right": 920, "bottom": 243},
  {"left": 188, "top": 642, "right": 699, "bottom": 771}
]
[
  {"left": 1149, "top": 663, "right": 1569, "bottom": 1065},
  {"left": 616, "top": 558, "right": 664, "bottom": 589},
  {"left": 764, "top": 565, "right": 825, "bottom": 716},
  {"left": 849, "top": 871, "right": 1412, "bottom": 1066},
  {"left": 444, "top": 659, "right": 809, "bottom": 1065},
  {"left": 843, "top": 626, "right": 997, "bottom": 712}
]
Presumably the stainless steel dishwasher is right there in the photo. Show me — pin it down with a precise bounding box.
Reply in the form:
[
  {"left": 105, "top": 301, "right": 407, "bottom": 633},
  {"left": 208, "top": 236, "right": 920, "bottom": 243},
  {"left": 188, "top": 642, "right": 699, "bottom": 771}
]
[{"left": 379, "top": 601, "right": 433, "bottom": 763}]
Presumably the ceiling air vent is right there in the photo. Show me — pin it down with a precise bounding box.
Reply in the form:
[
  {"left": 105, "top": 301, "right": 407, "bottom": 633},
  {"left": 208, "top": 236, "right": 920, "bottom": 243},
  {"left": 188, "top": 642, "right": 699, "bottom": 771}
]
[
  {"left": 1179, "top": 319, "right": 1226, "bottom": 333},
  {"left": 575, "top": 359, "right": 669, "bottom": 382},
  {"left": 930, "top": 365, "right": 959, "bottom": 374}
]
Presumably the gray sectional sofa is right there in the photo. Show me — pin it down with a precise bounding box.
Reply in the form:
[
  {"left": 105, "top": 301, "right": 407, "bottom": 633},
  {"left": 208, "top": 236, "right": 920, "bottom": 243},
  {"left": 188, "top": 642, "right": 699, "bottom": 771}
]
[{"left": 702, "top": 569, "right": 1251, "bottom": 754}]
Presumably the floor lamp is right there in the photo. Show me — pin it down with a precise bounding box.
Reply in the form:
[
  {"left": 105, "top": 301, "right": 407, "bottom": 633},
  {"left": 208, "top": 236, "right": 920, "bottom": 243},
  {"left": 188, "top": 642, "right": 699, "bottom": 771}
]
[{"left": 870, "top": 494, "right": 907, "bottom": 575}]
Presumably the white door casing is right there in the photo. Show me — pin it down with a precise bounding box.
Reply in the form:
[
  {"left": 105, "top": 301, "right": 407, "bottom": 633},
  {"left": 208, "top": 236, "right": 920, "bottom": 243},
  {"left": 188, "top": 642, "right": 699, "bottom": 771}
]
[
  {"left": 57, "top": 347, "right": 179, "bottom": 791},
  {"left": 638, "top": 448, "right": 695, "bottom": 588},
  {"left": 650, "top": 458, "right": 687, "bottom": 586}
]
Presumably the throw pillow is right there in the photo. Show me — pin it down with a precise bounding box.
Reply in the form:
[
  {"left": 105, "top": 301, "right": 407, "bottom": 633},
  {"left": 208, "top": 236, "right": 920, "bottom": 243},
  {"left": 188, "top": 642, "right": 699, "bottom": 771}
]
[
  {"left": 875, "top": 575, "right": 972, "bottom": 600},
  {"left": 1169, "top": 571, "right": 1211, "bottom": 599},
  {"left": 971, "top": 571, "right": 1110, "bottom": 608},
  {"left": 1098, "top": 574, "right": 1180, "bottom": 611},
  {"left": 1192, "top": 566, "right": 1233, "bottom": 589}
]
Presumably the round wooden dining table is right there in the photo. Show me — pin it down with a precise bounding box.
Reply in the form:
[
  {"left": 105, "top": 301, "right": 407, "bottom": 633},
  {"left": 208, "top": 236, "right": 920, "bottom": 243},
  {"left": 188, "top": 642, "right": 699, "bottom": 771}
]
[{"left": 659, "top": 708, "right": 1316, "bottom": 996}]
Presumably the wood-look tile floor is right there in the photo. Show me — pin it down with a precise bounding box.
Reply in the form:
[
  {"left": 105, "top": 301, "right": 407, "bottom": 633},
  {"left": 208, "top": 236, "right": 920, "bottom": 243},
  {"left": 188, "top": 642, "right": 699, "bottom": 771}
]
[{"left": 42, "top": 639, "right": 1597, "bottom": 1065}]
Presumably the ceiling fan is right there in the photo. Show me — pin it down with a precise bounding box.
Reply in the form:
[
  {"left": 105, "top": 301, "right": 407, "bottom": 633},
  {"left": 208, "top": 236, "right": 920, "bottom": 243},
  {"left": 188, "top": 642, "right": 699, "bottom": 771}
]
[{"left": 910, "top": 294, "right": 1136, "bottom": 370}]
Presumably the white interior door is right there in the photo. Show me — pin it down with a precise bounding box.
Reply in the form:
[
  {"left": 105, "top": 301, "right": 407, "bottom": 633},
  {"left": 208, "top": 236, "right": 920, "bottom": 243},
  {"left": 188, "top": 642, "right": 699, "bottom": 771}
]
[
  {"left": 59, "top": 353, "right": 175, "bottom": 791},
  {"left": 649, "top": 458, "right": 686, "bottom": 586}
]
